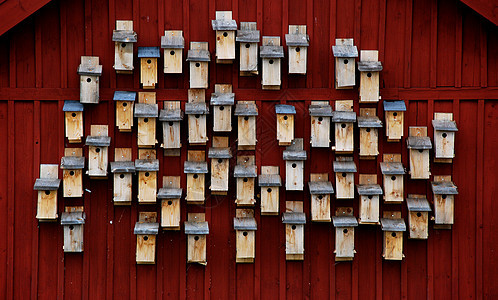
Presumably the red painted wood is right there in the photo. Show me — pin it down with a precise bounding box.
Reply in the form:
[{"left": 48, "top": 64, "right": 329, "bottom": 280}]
[{"left": 0, "top": 0, "right": 52, "bottom": 36}]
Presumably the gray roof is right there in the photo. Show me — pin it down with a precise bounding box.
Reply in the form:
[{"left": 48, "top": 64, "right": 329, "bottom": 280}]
[
  {"left": 381, "top": 218, "right": 406, "bottom": 232},
  {"left": 383, "top": 101, "right": 406, "bottom": 112},
  {"left": 431, "top": 181, "right": 458, "bottom": 195},
  {"left": 275, "top": 104, "right": 296, "bottom": 114},
  {"left": 160, "top": 34, "right": 185, "bottom": 49},
  {"left": 134, "top": 103, "right": 159, "bottom": 118},
  {"left": 258, "top": 174, "right": 282, "bottom": 186},
  {"left": 186, "top": 49, "right": 211, "bottom": 61},
  {"left": 285, "top": 34, "right": 310, "bottom": 46},
  {"left": 432, "top": 120, "right": 458, "bottom": 132},
  {"left": 332, "top": 111, "right": 357, "bottom": 123},
  {"left": 212, "top": 19, "right": 237, "bottom": 31},
  {"left": 356, "top": 184, "right": 383, "bottom": 195},
  {"left": 85, "top": 136, "right": 111, "bottom": 147},
  {"left": 380, "top": 162, "right": 405, "bottom": 175},
  {"left": 308, "top": 181, "right": 334, "bottom": 194},
  {"left": 110, "top": 161, "right": 135, "bottom": 173},
  {"left": 184, "top": 102, "right": 209, "bottom": 115},
  {"left": 332, "top": 45, "right": 359, "bottom": 58},
  {"left": 236, "top": 30, "right": 260, "bottom": 42},
  {"left": 184, "top": 161, "right": 208, "bottom": 174},
  {"left": 112, "top": 30, "right": 137, "bottom": 42},
  {"left": 309, "top": 105, "right": 333, "bottom": 117},
  {"left": 134, "top": 159, "right": 160, "bottom": 171},
  {"left": 210, "top": 93, "right": 235, "bottom": 106},
  {"left": 357, "top": 61, "right": 383, "bottom": 72},
  {"left": 77, "top": 64, "right": 102, "bottom": 76},
  {"left": 283, "top": 150, "right": 307, "bottom": 161},
  {"left": 208, "top": 147, "right": 232, "bottom": 159},
  {"left": 260, "top": 45, "right": 284, "bottom": 58},
  {"left": 184, "top": 221, "right": 209, "bottom": 235},
  {"left": 233, "top": 217, "right": 257, "bottom": 230},
  {"left": 357, "top": 116, "right": 383, "bottom": 128},
  {"left": 137, "top": 47, "right": 160, "bottom": 58},
  {"left": 333, "top": 161, "right": 357, "bottom": 173},
  {"left": 33, "top": 178, "right": 61, "bottom": 190},
  {"left": 63, "top": 100, "right": 84, "bottom": 112},
  {"left": 61, "top": 212, "right": 86, "bottom": 225},
  {"left": 134, "top": 222, "right": 160, "bottom": 235},
  {"left": 406, "top": 196, "right": 432, "bottom": 212},
  {"left": 282, "top": 212, "right": 306, "bottom": 224},
  {"left": 234, "top": 165, "right": 258, "bottom": 178},
  {"left": 332, "top": 215, "right": 358, "bottom": 227},
  {"left": 234, "top": 102, "right": 258, "bottom": 116},
  {"left": 113, "top": 91, "right": 136, "bottom": 101},
  {"left": 406, "top": 136, "right": 432, "bottom": 150},
  {"left": 157, "top": 187, "right": 182, "bottom": 199},
  {"left": 159, "top": 108, "right": 183, "bottom": 121},
  {"left": 60, "top": 156, "right": 85, "bottom": 169}
]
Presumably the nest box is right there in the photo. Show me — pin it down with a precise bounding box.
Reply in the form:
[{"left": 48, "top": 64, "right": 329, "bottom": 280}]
[
  {"left": 184, "top": 151, "right": 208, "bottom": 204},
  {"left": 208, "top": 137, "right": 232, "bottom": 194},
  {"left": 185, "top": 89, "right": 209, "bottom": 145},
  {"left": 135, "top": 157, "right": 159, "bottom": 204},
  {"left": 185, "top": 213, "right": 209, "bottom": 265},
  {"left": 332, "top": 38, "right": 358, "bottom": 89},
  {"left": 260, "top": 37, "right": 284, "bottom": 90},
  {"left": 187, "top": 42, "right": 210, "bottom": 88},
  {"left": 160, "top": 102, "right": 183, "bottom": 155},
  {"left": 212, "top": 11, "right": 237, "bottom": 63},
  {"left": 407, "top": 127, "right": 432, "bottom": 179},
  {"left": 234, "top": 209, "right": 257, "bottom": 263},
  {"left": 309, "top": 102, "right": 333, "bottom": 148},
  {"left": 34, "top": 164, "right": 61, "bottom": 221},
  {"left": 275, "top": 104, "right": 296, "bottom": 146},
  {"left": 432, "top": 113, "right": 458, "bottom": 163},
  {"left": 332, "top": 208, "right": 358, "bottom": 261},
  {"left": 134, "top": 213, "right": 159, "bottom": 264},
  {"left": 357, "top": 108, "right": 382, "bottom": 159},
  {"left": 113, "top": 91, "right": 136, "bottom": 132},
  {"left": 383, "top": 100, "right": 406, "bottom": 142},
  {"left": 381, "top": 213, "right": 406, "bottom": 260},
  {"left": 234, "top": 101, "right": 258, "bottom": 150},
  {"left": 236, "top": 22, "right": 260, "bottom": 76},
  {"left": 380, "top": 154, "right": 405, "bottom": 203},
  {"left": 285, "top": 25, "right": 309, "bottom": 74},
  {"left": 63, "top": 100, "right": 84, "bottom": 143},
  {"left": 283, "top": 138, "right": 307, "bottom": 191},
  {"left": 161, "top": 31, "right": 184, "bottom": 73},
  {"left": 77, "top": 56, "right": 102, "bottom": 104},
  {"left": 138, "top": 47, "right": 160, "bottom": 89},
  {"left": 60, "top": 149, "right": 85, "bottom": 198},
  {"left": 258, "top": 166, "right": 282, "bottom": 215},
  {"left": 406, "top": 194, "right": 431, "bottom": 239},
  {"left": 61, "top": 211, "right": 86, "bottom": 253},
  {"left": 431, "top": 176, "right": 458, "bottom": 228},
  {"left": 234, "top": 156, "right": 258, "bottom": 206},
  {"left": 333, "top": 159, "right": 357, "bottom": 199},
  {"left": 210, "top": 84, "right": 235, "bottom": 132},
  {"left": 112, "top": 20, "right": 137, "bottom": 74},
  {"left": 134, "top": 102, "right": 159, "bottom": 148},
  {"left": 357, "top": 174, "right": 383, "bottom": 224},
  {"left": 332, "top": 110, "right": 356, "bottom": 154},
  {"left": 282, "top": 210, "right": 306, "bottom": 261},
  {"left": 358, "top": 50, "right": 382, "bottom": 103},
  {"left": 85, "top": 125, "right": 110, "bottom": 178},
  {"left": 158, "top": 176, "right": 182, "bottom": 230},
  {"left": 308, "top": 174, "right": 334, "bottom": 222}
]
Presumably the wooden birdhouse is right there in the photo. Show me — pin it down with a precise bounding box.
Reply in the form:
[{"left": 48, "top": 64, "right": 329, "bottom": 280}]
[
  {"left": 85, "top": 125, "right": 110, "bottom": 178},
  {"left": 212, "top": 11, "right": 237, "bottom": 63},
  {"left": 308, "top": 173, "right": 334, "bottom": 222},
  {"left": 285, "top": 25, "right": 309, "bottom": 74},
  {"left": 431, "top": 176, "right": 458, "bottom": 228},
  {"left": 332, "top": 208, "right": 358, "bottom": 261},
  {"left": 358, "top": 50, "right": 382, "bottom": 103},
  {"left": 283, "top": 201, "right": 305, "bottom": 261},
  {"left": 187, "top": 42, "right": 210, "bottom": 89},
  {"left": 283, "top": 138, "right": 307, "bottom": 191},
  {"left": 61, "top": 210, "right": 86, "bottom": 253},
  {"left": 112, "top": 20, "right": 137, "bottom": 74},
  {"left": 234, "top": 101, "right": 258, "bottom": 150},
  {"left": 210, "top": 84, "right": 234, "bottom": 132},
  {"left": 332, "top": 100, "right": 356, "bottom": 154},
  {"left": 185, "top": 213, "right": 209, "bottom": 265},
  {"left": 110, "top": 148, "right": 135, "bottom": 205},
  {"left": 332, "top": 38, "right": 358, "bottom": 89},
  {"left": 138, "top": 47, "right": 160, "bottom": 89},
  {"left": 208, "top": 137, "right": 232, "bottom": 195},
  {"left": 358, "top": 108, "right": 382, "bottom": 159},
  {"left": 357, "top": 174, "right": 383, "bottom": 225},
  {"left": 383, "top": 100, "right": 406, "bottom": 142},
  {"left": 34, "top": 164, "right": 61, "bottom": 221},
  {"left": 184, "top": 151, "right": 208, "bottom": 204},
  {"left": 234, "top": 156, "right": 258, "bottom": 206},
  {"left": 60, "top": 148, "right": 85, "bottom": 198},
  {"left": 309, "top": 101, "right": 333, "bottom": 148},
  {"left": 158, "top": 176, "right": 182, "bottom": 230},
  {"left": 258, "top": 166, "right": 282, "bottom": 215},
  {"left": 78, "top": 56, "right": 102, "bottom": 104},
  {"left": 406, "top": 194, "right": 431, "bottom": 239},
  {"left": 333, "top": 158, "right": 357, "bottom": 199},
  {"left": 186, "top": 89, "right": 209, "bottom": 145},
  {"left": 407, "top": 127, "right": 432, "bottom": 179},
  {"left": 135, "top": 92, "right": 158, "bottom": 148},
  {"left": 135, "top": 150, "right": 159, "bottom": 204},
  {"left": 234, "top": 209, "right": 257, "bottom": 263},
  {"left": 134, "top": 212, "right": 159, "bottom": 264},
  {"left": 275, "top": 104, "right": 296, "bottom": 146},
  {"left": 380, "top": 154, "right": 405, "bottom": 203},
  {"left": 260, "top": 37, "right": 284, "bottom": 90},
  {"left": 160, "top": 101, "right": 183, "bottom": 156},
  {"left": 161, "top": 30, "right": 184, "bottom": 73},
  {"left": 63, "top": 100, "right": 84, "bottom": 143},
  {"left": 432, "top": 113, "right": 458, "bottom": 163},
  {"left": 236, "top": 22, "right": 260, "bottom": 76},
  {"left": 381, "top": 212, "right": 406, "bottom": 260},
  {"left": 113, "top": 91, "right": 136, "bottom": 132}
]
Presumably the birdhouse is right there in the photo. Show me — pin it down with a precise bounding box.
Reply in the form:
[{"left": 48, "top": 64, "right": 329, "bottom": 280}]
[
  {"left": 110, "top": 148, "right": 135, "bottom": 205},
  {"left": 260, "top": 36, "right": 284, "bottom": 90},
  {"left": 134, "top": 94, "right": 158, "bottom": 148},
  {"left": 285, "top": 25, "right": 309, "bottom": 74},
  {"left": 161, "top": 30, "right": 184, "bottom": 73},
  {"left": 135, "top": 152, "right": 159, "bottom": 204},
  {"left": 383, "top": 100, "right": 406, "bottom": 142},
  {"left": 406, "top": 194, "right": 431, "bottom": 239},
  {"left": 332, "top": 38, "right": 358, "bottom": 89},
  {"left": 34, "top": 164, "right": 61, "bottom": 221},
  {"left": 275, "top": 104, "right": 296, "bottom": 146},
  {"left": 308, "top": 173, "right": 334, "bottom": 222},
  {"left": 112, "top": 20, "right": 137, "bottom": 74},
  {"left": 138, "top": 47, "right": 160, "bottom": 89},
  {"left": 85, "top": 125, "right": 110, "bottom": 178},
  {"left": 357, "top": 174, "right": 383, "bottom": 224},
  {"left": 77, "top": 56, "right": 102, "bottom": 104},
  {"left": 381, "top": 212, "right": 406, "bottom": 260},
  {"left": 380, "top": 154, "right": 405, "bottom": 203},
  {"left": 234, "top": 101, "right": 258, "bottom": 150},
  {"left": 357, "top": 108, "right": 382, "bottom": 159},
  {"left": 184, "top": 151, "right": 208, "bottom": 204},
  {"left": 333, "top": 158, "right": 357, "bottom": 199},
  {"left": 332, "top": 104, "right": 356, "bottom": 154},
  {"left": 432, "top": 113, "right": 458, "bottom": 163},
  {"left": 234, "top": 209, "right": 257, "bottom": 263},
  {"left": 212, "top": 11, "right": 237, "bottom": 63},
  {"left": 332, "top": 208, "right": 358, "bottom": 261},
  {"left": 210, "top": 84, "right": 234, "bottom": 132},
  {"left": 186, "top": 89, "right": 209, "bottom": 145},
  {"left": 208, "top": 137, "right": 232, "bottom": 195},
  {"left": 185, "top": 213, "right": 209, "bottom": 265},
  {"left": 63, "top": 100, "right": 84, "bottom": 143},
  {"left": 187, "top": 42, "right": 210, "bottom": 89},
  {"left": 258, "top": 166, "right": 282, "bottom": 215},
  {"left": 309, "top": 101, "right": 333, "bottom": 148},
  {"left": 236, "top": 22, "right": 260, "bottom": 76},
  {"left": 283, "top": 138, "right": 307, "bottom": 191},
  {"left": 431, "top": 176, "right": 458, "bottom": 228},
  {"left": 60, "top": 148, "right": 85, "bottom": 198},
  {"left": 407, "top": 127, "right": 432, "bottom": 179},
  {"left": 283, "top": 201, "right": 305, "bottom": 260},
  {"left": 61, "top": 210, "right": 86, "bottom": 253},
  {"left": 358, "top": 50, "right": 382, "bottom": 103},
  {"left": 160, "top": 101, "right": 183, "bottom": 156},
  {"left": 134, "top": 212, "right": 159, "bottom": 264},
  {"left": 158, "top": 176, "right": 182, "bottom": 230},
  {"left": 234, "top": 156, "right": 258, "bottom": 206},
  {"left": 113, "top": 91, "right": 136, "bottom": 132}
]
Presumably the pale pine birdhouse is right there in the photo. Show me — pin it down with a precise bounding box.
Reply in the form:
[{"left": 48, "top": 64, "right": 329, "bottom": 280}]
[
  {"left": 210, "top": 84, "right": 234, "bottom": 132},
  {"left": 212, "top": 11, "right": 237, "bottom": 63},
  {"left": 358, "top": 50, "right": 382, "bottom": 103},
  {"left": 34, "top": 164, "right": 61, "bottom": 221},
  {"left": 258, "top": 166, "right": 282, "bottom": 215},
  {"left": 187, "top": 42, "right": 210, "bottom": 89},
  {"left": 236, "top": 22, "right": 260, "bottom": 76},
  {"left": 110, "top": 148, "right": 135, "bottom": 205},
  {"left": 357, "top": 108, "right": 382, "bottom": 159},
  {"left": 234, "top": 209, "right": 257, "bottom": 263},
  {"left": 63, "top": 100, "right": 84, "bottom": 143},
  {"left": 431, "top": 176, "right": 458, "bottom": 229},
  {"left": 406, "top": 194, "right": 431, "bottom": 239},
  {"left": 185, "top": 213, "right": 209, "bottom": 265},
  {"left": 158, "top": 176, "right": 182, "bottom": 230},
  {"left": 60, "top": 148, "right": 85, "bottom": 198},
  {"left": 308, "top": 174, "right": 334, "bottom": 222},
  {"left": 134, "top": 102, "right": 158, "bottom": 148},
  {"left": 135, "top": 157, "right": 159, "bottom": 204},
  {"left": 134, "top": 212, "right": 159, "bottom": 264},
  {"left": 85, "top": 125, "right": 110, "bottom": 178},
  {"left": 275, "top": 104, "right": 296, "bottom": 146},
  {"left": 78, "top": 56, "right": 102, "bottom": 104},
  {"left": 333, "top": 158, "right": 357, "bottom": 199},
  {"left": 161, "top": 31, "right": 184, "bottom": 73},
  {"left": 260, "top": 37, "right": 284, "bottom": 90},
  {"left": 332, "top": 38, "right": 358, "bottom": 89},
  {"left": 234, "top": 101, "right": 258, "bottom": 150},
  {"left": 283, "top": 138, "right": 307, "bottom": 191},
  {"left": 112, "top": 20, "right": 137, "bottom": 74},
  {"left": 285, "top": 25, "right": 309, "bottom": 74},
  {"left": 332, "top": 208, "right": 358, "bottom": 261},
  {"left": 113, "top": 91, "right": 136, "bottom": 132},
  {"left": 208, "top": 137, "right": 232, "bottom": 195},
  {"left": 407, "top": 127, "right": 432, "bottom": 179},
  {"left": 186, "top": 89, "right": 209, "bottom": 145},
  {"left": 380, "top": 154, "right": 405, "bottom": 203},
  {"left": 309, "top": 102, "right": 333, "bottom": 148},
  {"left": 61, "top": 211, "right": 86, "bottom": 253},
  {"left": 234, "top": 156, "right": 258, "bottom": 206},
  {"left": 138, "top": 47, "right": 160, "bottom": 89},
  {"left": 184, "top": 151, "right": 208, "bottom": 205},
  {"left": 432, "top": 113, "right": 458, "bottom": 163},
  {"left": 357, "top": 175, "right": 383, "bottom": 225},
  {"left": 282, "top": 210, "right": 306, "bottom": 261},
  {"left": 381, "top": 213, "right": 406, "bottom": 261},
  {"left": 383, "top": 100, "right": 406, "bottom": 142},
  {"left": 332, "top": 110, "right": 356, "bottom": 154},
  {"left": 160, "top": 101, "right": 183, "bottom": 156}
]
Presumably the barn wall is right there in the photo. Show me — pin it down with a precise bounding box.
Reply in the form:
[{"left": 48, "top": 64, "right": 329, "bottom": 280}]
[{"left": 0, "top": 0, "right": 497, "bottom": 299}]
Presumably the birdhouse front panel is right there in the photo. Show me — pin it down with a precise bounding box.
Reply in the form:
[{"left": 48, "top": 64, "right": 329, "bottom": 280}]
[
  {"left": 383, "top": 174, "right": 403, "bottom": 203},
  {"left": 212, "top": 11, "right": 237, "bottom": 62},
  {"left": 186, "top": 91, "right": 209, "bottom": 145},
  {"left": 185, "top": 152, "right": 208, "bottom": 204},
  {"left": 209, "top": 137, "right": 231, "bottom": 194},
  {"left": 406, "top": 194, "right": 431, "bottom": 239},
  {"left": 335, "top": 227, "right": 354, "bottom": 259},
  {"left": 259, "top": 166, "right": 281, "bottom": 215},
  {"left": 334, "top": 159, "right": 357, "bottom": 200},
  {"left": 134, "top": 213, "right": 159, "bottom": 264},
  {"left": 383, "top": 101, "right": 407, "bottom": 142},
  {"left": 234, "top": 156, "right": 257, "bottom": 206},
  {"left": 433, "top": 113, "right": 458, "bottom": 162},
  {"left": 381, "top": 215, "right": 406, "bottom": 261},
  {"left": 333, "top": 38, "right": 358, "bottom": 89},
  {"left": 63, "top": 100, "right": 84, "bottom": 143},
  {"left": 235, "top": 101, "right": 258, "bottom": 149},
  {"left": 332, "top": 106, "right": 356, "bottom": 154},
  {"left": 160, "top": 101, "right": 183, "bottom": 153},
  {"left": 358, "top": 50, "right": 382, "bottom": 103},
  {"left": 187, "top": 42, "right": 210, "bottom": 88},
  {"left": 185, "top": 214, "right": 209, "bottom": 264},
  {"left": 110, "top": 148, "right": 135, "bottom": 205},
  {"left": 137, "top": 117, "right": 157, "bottom": 147},
  {"left": 187, "top": 173, "right": 205, "bottom": 203},
  {"left": 114, "top": 91, "right": 136, "bottom": 132},
  {"left": 112, "top": 20, "right": 137, "bottom": 74},
  {"left": 261, "top": 37, "right": 284, "bottom": 89},
  {"left": 309, "top": 102, "right": 333, "bottom": 148},
  {"left": 434, "top": 194, "right": 454, "bottom": 225},
  {"left": 407, "top": 127, "right": 432, "bottom": 179},
  {"left": 135, "top": 96, "right": 158, "bottom": 148},
  {"left": 136, "top": 155, "right": 159, "bottom": 204},
  {"left": 158, "top": 176, "right": 182, "bottom": 230},
  {"left": 211, "top": 84, "right": 234, "bottom": 132},
  {"left": 161, "top": 30, "right": 184, "bottom": 74},
  {"left": 358, "top": 109, "right": 382, "bottom": 158},
  {"left": 61, "top": 210, "right": 86, "bottom": 253},
  {"left": 34, "top": 164, "right": 61, "bottom": 221},
  {"left": 286, "top": 25, "right": 309, "bottom": 74},
  {"left": 275, "top": 104, "right": 296, "bottom": 146},
  {"left": 138, "top": 47, "right": 160, "bottom": 89},
  {"left": 309, "top": 174, "right": 334, "bottom": 222},
  {"left": 60, "top": 148, "right": 84, "bottom": 198},
  {"left": 78, "top": 56, "right": 102, "bottom": 104},
  {"left": 237, "top": 22, "right": 259, "bottom": 75},
  {"left": 359, "top": 195, "right": 380, "bottom": 224},
  {"left": 236, "top": 230, "right": 255, "bottom": 261}
]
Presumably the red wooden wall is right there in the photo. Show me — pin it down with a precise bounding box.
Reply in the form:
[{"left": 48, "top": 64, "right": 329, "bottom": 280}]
[{"left": 0, "top": 0, "right": 497, "bottom": 299}]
